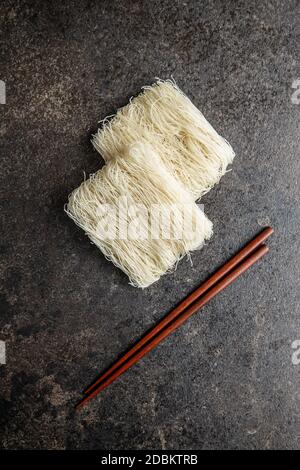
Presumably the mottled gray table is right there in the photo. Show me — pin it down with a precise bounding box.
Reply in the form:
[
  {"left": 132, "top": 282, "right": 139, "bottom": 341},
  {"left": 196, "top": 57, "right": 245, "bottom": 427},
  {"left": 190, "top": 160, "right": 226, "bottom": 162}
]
[{"left": 1, "top": 0, "right": 300, "bottom": 450}]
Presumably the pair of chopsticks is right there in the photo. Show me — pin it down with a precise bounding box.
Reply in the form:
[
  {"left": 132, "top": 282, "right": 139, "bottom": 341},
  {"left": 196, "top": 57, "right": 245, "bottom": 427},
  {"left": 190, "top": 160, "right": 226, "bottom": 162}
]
[{"left": 76, "top": 226, "right": 273, "bottom": 410}]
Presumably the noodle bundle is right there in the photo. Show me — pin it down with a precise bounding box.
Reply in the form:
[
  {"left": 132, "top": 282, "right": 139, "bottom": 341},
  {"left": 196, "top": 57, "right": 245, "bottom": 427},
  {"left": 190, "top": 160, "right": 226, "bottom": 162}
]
[
  {"left": 92, "top": 80, "right": 235, "bottom": 200},
  {"left": 66, "top": 143, "right": 212, "bottom": 288}
]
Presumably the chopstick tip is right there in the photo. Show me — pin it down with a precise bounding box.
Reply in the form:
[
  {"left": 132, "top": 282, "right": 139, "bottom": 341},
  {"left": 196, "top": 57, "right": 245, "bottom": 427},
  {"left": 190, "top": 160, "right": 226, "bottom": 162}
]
[
  {"left": 260, "top": 244, "right": 269, "bottom": 254},
  {"left": 263, "top": 226, "right": 274, "bottom": 236},
  {"left": 75, "top": 398, "right": 86, "bottom": 411}
]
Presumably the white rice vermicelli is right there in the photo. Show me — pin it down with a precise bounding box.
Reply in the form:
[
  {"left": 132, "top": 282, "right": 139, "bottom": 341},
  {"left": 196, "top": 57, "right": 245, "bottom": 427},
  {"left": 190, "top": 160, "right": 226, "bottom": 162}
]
[
  {"left": 92, "top": 79, "right": 235, "bottom": 200},
  {"left": 66, "top": 143, "right": 213, "bottom": 288}
]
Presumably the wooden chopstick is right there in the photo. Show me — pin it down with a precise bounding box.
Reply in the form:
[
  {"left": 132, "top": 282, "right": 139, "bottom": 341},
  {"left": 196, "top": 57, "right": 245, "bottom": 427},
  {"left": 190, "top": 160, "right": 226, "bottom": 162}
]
[
  {"left": 76, "top": 243, "right": 269, "bottom": 410},
  {"left": 83, "top": 227, "right": 273, "bottom": 396}
]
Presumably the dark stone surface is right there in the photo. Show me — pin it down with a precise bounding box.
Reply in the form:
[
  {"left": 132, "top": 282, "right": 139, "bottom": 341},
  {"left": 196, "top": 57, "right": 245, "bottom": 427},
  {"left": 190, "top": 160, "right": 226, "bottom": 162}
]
[{"left": 1, "top": 0, "right": 300, "bottom": 450}]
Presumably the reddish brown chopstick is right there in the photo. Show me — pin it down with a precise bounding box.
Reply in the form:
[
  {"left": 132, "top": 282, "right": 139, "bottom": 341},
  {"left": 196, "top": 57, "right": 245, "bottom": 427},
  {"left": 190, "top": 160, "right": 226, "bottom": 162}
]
[
  {"left": 76, "top": 244, "right": 269, "bottom": 410},
  {"left": 83, "top": 227, "right": 273, "bottom": 395}
]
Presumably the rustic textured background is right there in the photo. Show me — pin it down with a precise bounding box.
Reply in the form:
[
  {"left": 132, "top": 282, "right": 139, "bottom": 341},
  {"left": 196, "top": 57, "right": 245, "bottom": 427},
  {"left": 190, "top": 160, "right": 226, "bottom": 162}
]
[{"left": 1, "top": 0, "right": 300, "bottom": 450}]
